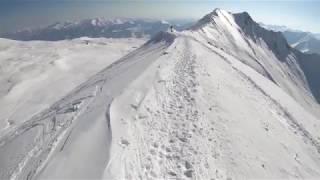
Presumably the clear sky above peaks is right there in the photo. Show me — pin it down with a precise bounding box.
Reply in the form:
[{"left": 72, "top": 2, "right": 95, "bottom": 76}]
[{"left": 0, "top": 0, "right": 319, "bottom": 33}]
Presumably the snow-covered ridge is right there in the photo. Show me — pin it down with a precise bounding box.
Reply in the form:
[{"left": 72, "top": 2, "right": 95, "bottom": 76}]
[
  {"left": 192, "top": 9, "right": 290, "bottom": 60},
  {"left": 105, "top": 20, "right": 320, "bottom": 179},
  {"left": 188, "top": 8, "right": 320, "bottom": 107},
  {"left": 233, "top": 12, "right": 290, "bottom": 59},
  {"left": 233, "top": 11, "right": 320, "bottom": 103},
  {"left": 1, "top": 8, "right": 320, "bottom": 180}
]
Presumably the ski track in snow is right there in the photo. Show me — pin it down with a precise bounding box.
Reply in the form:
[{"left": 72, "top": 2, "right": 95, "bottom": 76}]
[
  {"left": 0, "top": 37, "right": 145, "bottom": 131},
  {"left": 0, "top": 39, "right": 169, "bottom": 179}
]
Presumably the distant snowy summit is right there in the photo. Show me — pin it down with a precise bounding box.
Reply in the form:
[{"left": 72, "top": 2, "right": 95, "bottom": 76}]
[
  {"left": 259, "top": 23, "right": 300, "bottom": 33},
  {"left": 0, "top": 18, "right": 190, "bottom": 41},
  {"left": 261, "top": 23, "right": 320, "bottom": 55},
  {"left": 283, "top": 31, "right": 320, "bottom": 54}
]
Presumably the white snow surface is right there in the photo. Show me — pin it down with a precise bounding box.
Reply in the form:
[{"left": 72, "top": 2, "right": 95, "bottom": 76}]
[
  {"left": 105, "top": 33, "right": 320, "bottom": 179},
  {"left": 1, "top": 9, "right": 320, "bottom": 180},
  {"left": 0, "top": 37, "right": 145, "bottom": 131}
]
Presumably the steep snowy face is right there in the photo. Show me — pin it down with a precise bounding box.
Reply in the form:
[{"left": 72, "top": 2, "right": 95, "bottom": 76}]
[
  {"left": 233, "top": 12, "right": 290, "bottom": 60},
  {"left": 232, "top": 12, "right": 320, "bottom": 104},
  {"left": 294, "top": 50, "right": 320, "bottom": 103},
  {"left": 188, "top": 9, "right": 320, "bottom": 113}
]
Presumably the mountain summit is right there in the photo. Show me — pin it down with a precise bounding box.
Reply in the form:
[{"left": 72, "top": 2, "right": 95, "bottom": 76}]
[
  {"left": 1, "top": 9, "right": 320, "bottom": 180},
  {"left": 189, "top": 9, "right": 320, "bottom": 106}
]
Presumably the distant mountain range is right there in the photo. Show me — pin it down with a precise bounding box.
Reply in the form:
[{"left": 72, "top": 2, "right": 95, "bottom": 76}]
[
  {"left": 259, "top": 23, "right": 298, "bottom": 32},
  {"left": 1, "top": 18, "right": 319, "bottom": 55},
  {"left": 261, "top": 23, "right": 320, "bottom": 55},
  {"left": 282, "top": 31, "right": 320, "bottom": 54},
  {"left": 0, "top": 18, "right": 192, "bottom": 41}
]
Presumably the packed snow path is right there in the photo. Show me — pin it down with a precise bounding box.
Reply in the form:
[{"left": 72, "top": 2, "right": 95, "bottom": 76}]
[{"left": 106, "top": 33, "right": 320, "bottom": 179}]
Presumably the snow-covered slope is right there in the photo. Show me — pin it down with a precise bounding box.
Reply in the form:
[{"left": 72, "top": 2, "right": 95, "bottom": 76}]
[
  {"left": 0, "top": 37, "right": 145, "bottom": 131},
  {"left": 1, "top": 9, "right": 320, "bottom": 180},
  {"left": 0, "top": 18, "right": 188, "bottom": 41},
  {"left": 188, "top": 9, "right": 320, "bottom": 113},
  {"left": 107, "top": 32, "right": 320, "bottom": 179},
  {"left": 0, "top": 32, "right": 170, "bottom": 179}
]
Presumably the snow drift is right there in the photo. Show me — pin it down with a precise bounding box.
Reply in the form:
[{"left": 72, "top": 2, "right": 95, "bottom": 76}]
[{"left": 0, "top": 38, "right": 145, "bottom": 131}]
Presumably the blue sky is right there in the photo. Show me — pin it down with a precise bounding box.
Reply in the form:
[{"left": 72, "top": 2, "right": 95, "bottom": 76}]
[{"left": 0, "top": 0, "right": 319, "bottom": 33}]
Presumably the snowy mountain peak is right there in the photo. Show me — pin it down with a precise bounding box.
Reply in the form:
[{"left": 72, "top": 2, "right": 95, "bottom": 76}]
[
  {"left": 190, "top": 8, "right": 231, "bottom": 29},
  {"left": 191, "top": 9, "right": 291, "bottom": 60},
  {"left": 186, "top": 9, "right": 320, "bottom": 105},
  {"left": 210, "top": 8, "right": 227, "bottom": 16},
  {"left": 191, "top": 9, "right": 258, "bottom": 33},
  {"left": 235, "top": 13, "right": 290, "bottom": 60}
]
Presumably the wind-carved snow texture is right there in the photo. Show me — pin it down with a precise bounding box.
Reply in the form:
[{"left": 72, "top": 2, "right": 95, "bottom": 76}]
[
  {"left": 1, "top": 9, "right": 320, "bottom": 180},
  {"left": 0, "top": 83, "right": 100, "bottom": 179},
  {"left": 0, "top": 38, "right": 145, "bottom": 131},
  {"left": 0, "top": 35, "right": 170, "bottom": 179}
]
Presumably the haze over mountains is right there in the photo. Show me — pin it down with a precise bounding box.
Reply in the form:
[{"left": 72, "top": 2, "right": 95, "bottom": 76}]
[
  {"left": 283, "top": 31, "right": 320, "bottom": 54},
  {"left": 2, "top": 16, "right": 320, "bottom": 56},
  {"left": 0, "top": 8, "right": 320, "bottom": 179},
  {"left": 261, "top": 23, "right": 320, "bottom": 55},
  {"left": 0, "top": 18, "right": 190, "bottom": 41}
]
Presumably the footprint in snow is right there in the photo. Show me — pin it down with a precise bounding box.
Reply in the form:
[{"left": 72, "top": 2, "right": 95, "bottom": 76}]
[
  {"left": 120, "top": 139, "right": 130, "bottom": 146},
  {"left": 184, "top": 169, "right": 193, "bottom": 178}
]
